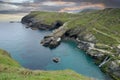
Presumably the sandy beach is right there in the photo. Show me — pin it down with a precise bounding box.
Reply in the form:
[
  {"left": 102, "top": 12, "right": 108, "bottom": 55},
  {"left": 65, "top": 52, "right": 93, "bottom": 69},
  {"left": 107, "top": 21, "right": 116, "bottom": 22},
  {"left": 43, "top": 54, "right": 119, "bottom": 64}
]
[{"left": 0, "top": 13, "right": 28, "bottom": 22}]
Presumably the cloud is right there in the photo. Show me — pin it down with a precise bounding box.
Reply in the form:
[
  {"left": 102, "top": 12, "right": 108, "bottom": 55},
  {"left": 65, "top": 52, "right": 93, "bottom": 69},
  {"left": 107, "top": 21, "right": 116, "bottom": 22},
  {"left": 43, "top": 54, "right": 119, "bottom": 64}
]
[
  {"left": 34, "top": 0, "right": 120, "bottom": 8},
  {"left": 59, "top": 3, "right": 105, "bottom": 13},
  {"left": 0, "top": 0, "right": 33, "bottom": 3},
  {"left": 0, "top": 3, "right": 20, "bottom": 11},
  {"left": 0, "top": 0, "right": 120, "bottom": 14},
  {"left": 41, "top": 1, "right": 75, "bottom": 6}
]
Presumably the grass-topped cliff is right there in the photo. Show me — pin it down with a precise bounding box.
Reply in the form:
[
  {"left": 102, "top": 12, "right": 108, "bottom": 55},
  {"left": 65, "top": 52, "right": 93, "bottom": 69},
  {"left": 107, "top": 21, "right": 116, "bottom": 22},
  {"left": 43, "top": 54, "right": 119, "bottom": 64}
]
[
  {"left": 0, "top": 49, "right": 92, "bottom": 80},
  {"left": 22, "top": 11, "right": 79, "bottom": 25},
  {"left": 22, "top": 8, "right": 120, "bottom": 46},
  {"left": 66, "top": 8, "right": 120, "bottom": 45},
  {"left": 22, "top": 8, "right": 120, "bottom": 80}
]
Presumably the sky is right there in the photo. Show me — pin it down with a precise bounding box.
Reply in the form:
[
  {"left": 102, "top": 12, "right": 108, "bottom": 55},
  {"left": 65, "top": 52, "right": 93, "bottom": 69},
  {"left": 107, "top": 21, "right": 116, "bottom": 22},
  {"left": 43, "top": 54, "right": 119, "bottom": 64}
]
[{"left": 0, "top": 0, "right": 120, "bottom": 13}]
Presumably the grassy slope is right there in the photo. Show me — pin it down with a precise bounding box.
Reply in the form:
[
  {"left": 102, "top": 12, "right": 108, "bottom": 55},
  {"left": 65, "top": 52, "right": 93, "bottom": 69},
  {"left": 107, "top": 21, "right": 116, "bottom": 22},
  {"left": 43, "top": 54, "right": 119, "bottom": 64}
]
[
  {"left": 66, "top": 8, "right": 120, "bottom": 45},
  {"left": 26, "top": 9, "right": 120, "bottom": 80},
  {"left": 0, "top": 49, "right": 91, "bottom": 80},
  {"left": 29, "top": 8, "right": 120, "bottom": 55},
  {"left": 29, "top": 9, "right": 120, "bottom": 47},
  {"left": 28, "top": 11, "right": 79, "bottom": 25}
]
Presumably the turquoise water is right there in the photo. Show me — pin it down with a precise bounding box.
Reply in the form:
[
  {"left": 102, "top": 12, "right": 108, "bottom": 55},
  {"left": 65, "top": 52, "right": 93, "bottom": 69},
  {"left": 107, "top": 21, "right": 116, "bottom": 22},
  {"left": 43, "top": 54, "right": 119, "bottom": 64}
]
[{"left": 0, "top": 22, "right": 106, "bottom": 80}]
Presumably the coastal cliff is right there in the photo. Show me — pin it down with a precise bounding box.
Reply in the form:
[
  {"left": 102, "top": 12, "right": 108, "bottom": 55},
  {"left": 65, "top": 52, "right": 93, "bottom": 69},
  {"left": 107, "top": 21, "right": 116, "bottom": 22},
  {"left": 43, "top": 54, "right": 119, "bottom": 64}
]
[{"left": 22, "top": 8, "right": 120, "bottom": 80}]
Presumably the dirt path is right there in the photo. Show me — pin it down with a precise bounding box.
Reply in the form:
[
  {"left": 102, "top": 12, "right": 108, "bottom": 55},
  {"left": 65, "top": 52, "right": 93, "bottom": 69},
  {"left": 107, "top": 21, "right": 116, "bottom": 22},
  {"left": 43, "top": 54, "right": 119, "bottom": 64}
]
[{"left": 93, "top": 28, "right": 120, "bottom": 43}]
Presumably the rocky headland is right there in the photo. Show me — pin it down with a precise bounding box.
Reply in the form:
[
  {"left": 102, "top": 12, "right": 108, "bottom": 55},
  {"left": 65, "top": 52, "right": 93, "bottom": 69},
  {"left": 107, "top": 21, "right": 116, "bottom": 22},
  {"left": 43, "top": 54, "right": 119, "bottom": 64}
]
[{"left": 21, "top": 8, "right": 120, "bottom": 80}]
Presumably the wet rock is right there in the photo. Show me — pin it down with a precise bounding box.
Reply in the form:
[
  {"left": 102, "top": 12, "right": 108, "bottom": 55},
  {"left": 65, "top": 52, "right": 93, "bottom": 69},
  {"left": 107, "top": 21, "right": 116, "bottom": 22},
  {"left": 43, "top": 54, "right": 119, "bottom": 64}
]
[
  {"left": 41, "top": 22, "right": 68, "bottom": 49},
  {"left": 52, "top": 57, "right": 60, "bottom": 63},
  {"left": 41, "top": 36, "right": 61, "bottom": 49}
]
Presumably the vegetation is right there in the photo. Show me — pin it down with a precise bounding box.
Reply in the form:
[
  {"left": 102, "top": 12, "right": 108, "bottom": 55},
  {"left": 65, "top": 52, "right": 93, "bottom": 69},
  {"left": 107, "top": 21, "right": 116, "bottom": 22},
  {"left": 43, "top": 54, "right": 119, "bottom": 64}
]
[
  {"left": 0, "top": 49, "right": 92, "bottom": 80},
  {"left": 29, "top": 8, "right": 120, "bottom": 47},
  {"left": 25, "top": 8, "right": 120, "bottom": 80},
  {"left": 66, "top": 8, "right": 120, "bottom": 45},
  {"left": 28, "top": 11, "right": 79, "bottom": 25}
]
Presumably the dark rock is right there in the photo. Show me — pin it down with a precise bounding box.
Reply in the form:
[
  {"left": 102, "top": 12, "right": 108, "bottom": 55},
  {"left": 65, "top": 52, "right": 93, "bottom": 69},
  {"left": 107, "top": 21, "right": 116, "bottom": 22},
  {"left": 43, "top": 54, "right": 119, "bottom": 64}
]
[
  {"left": 21, "top": 15, "right": 34, "bottom": 24},
  {"left": 52, "top": 57, "right": 60, "bottom": 63},
  {"left": 51, "top": 20, "right": 63, "bottom": 30},
  {"left": 10, "top": 21, "right": 20, "bottom": 23},
  {"left": 41, "top": 36, "right": 61, "bottom": 49},
  {"left": 77, "top": 42, "right": 90, "bottom": 51},
  {"left": 21, "top": 15, "right": 63, "bottom": 30}
]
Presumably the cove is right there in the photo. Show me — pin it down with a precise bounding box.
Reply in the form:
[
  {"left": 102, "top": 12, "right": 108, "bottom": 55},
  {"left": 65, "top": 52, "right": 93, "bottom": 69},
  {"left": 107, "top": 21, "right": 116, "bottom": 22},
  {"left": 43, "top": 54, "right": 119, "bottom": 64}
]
[{"left": 0, "top": 22, "right": 106, "bottom": 80}]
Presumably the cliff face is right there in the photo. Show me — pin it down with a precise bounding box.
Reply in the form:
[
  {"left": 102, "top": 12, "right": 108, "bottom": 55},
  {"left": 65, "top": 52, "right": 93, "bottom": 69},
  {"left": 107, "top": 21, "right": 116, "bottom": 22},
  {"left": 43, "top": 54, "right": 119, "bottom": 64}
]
[
  {"left": 21, "top": 11, "right": 78, "bottom": 30},
  {"left": 21, "top": 8, "right": 120, "bottom": 80},
  {"left": 0, "top": 49, "right": 92, "bottom": 80},
  {"left": 64, "top": 8, "right": 120, "bottom": 80}
]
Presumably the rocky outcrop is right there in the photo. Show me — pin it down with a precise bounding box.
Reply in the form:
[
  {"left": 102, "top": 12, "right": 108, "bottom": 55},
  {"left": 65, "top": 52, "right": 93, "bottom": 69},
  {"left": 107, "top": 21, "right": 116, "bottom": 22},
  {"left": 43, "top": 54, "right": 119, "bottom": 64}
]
[
  {"left": 41, "top": 36, "right": 61, "bottom": 49},
  {"left": 21, "top": 10, "right": 120, "bottom": 80},
  {"left": 101, "top": 60, "right": 120, "bottom": 80},
  {"left": 63, "top": 27, "right": 120, "bottom": 80},
  {"left": 52, "top": 57, "right": 60, "bottom": 63},
  {"left": 40, "top": 23, "right": 120, "bottom": 79},
  {"left": 21, "top": 14, "right": 63, "bottom": 30},
  {"left": 41, "top": 22, "right": 68, "bottom": 49}
]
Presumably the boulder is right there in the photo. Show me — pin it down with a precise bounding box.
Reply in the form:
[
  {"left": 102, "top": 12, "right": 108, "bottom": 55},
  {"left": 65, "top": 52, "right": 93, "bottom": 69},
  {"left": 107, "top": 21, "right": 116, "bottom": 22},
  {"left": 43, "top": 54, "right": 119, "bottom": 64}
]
[{"left": 52, "top": 57, "right": 60, "bottom": 63}]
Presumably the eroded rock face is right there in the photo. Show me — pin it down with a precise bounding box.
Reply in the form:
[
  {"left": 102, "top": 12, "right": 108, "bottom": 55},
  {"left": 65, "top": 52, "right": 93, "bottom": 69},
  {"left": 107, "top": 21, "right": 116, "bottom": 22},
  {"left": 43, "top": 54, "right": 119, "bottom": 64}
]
[
  {"left": 86, "top": 49, "right": 105, "bottom": 59},
  {"left": 51, "top": 20, "right": 63, "bottom": 30},
  {"left": 78, "top": 33, "right": 96, "bottom": 43},
  {"left": 41, "top": 36, "right": 61, "bottom": 49},
  {"left": 104, "top": 60, "right": 120, "bottom": 79},
  {"left": 21, "top": 15, "right": 63, "bottom": 30},
  {"left": 64, "top": 27, "right": 85, "bottom": 39},
  {"left": 64, "top": 27, "right": 96, "bottom": 43},
  {"left": 40, "top": 22, "right": 68, "bottom": 49},
  {"left": 77, "top": 42, "right": 90, "bottom": 51}
]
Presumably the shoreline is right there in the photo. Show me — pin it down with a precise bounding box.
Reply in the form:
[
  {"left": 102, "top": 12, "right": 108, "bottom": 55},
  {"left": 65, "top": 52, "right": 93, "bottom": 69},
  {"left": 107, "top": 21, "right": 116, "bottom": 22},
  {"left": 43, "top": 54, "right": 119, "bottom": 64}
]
[
  {"left": 0, "top": 13, "right": 28, "bottom": 22},
  {"left": 18, "top": 9, "right": 120, "bottom": 80}
]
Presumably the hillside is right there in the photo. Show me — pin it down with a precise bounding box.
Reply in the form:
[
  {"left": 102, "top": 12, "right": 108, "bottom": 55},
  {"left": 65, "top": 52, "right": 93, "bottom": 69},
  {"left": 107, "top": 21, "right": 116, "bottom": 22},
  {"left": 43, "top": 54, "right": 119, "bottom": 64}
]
[
  {"left": 0, "top": 49, "right": 92, "bottom": 80},
  {"left": 21, "top": 8, "right": 120, "bottom": 80}
]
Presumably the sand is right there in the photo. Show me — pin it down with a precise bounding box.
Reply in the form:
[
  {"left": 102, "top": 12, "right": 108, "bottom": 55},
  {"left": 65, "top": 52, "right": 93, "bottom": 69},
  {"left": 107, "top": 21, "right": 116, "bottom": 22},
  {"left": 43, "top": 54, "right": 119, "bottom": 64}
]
[{"left": 0, "top": 13, "right": 28, "bottom": 22}]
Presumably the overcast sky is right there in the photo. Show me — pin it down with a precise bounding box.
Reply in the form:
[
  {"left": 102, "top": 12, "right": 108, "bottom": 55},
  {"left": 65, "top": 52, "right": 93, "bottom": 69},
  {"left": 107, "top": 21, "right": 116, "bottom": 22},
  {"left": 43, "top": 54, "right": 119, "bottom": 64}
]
[{"left": 0, "top": 0, "right": 120, "bottom": 13}]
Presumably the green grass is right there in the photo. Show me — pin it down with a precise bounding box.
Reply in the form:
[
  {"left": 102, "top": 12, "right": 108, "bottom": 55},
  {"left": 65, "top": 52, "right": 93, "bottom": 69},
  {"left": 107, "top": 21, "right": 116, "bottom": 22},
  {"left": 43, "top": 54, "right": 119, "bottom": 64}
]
[
  {"left": 0, "top": 49, "right": 92, "bottom": 80},
  {"left": 65, "top": 8, "right": 120, "bottom": 46},
  {"left": 3, "top": 8, "right": 120, "bottom": 80},
  {"left": 0, "top": 49, "right": 21, "bottom": 67},
  {"left": 28, "top": 11, "right": 79, "bottom": 25},
  {"left": 27, "top": 8, "right": 120, "bottom": 47}
]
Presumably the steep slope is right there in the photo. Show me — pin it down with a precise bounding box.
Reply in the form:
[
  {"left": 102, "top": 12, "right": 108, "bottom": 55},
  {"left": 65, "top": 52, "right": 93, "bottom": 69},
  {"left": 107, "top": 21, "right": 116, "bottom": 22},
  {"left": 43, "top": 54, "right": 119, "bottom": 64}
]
[
  {"left": 64, "top": 8, "right": 120, "bottom": 80},
  {"left": 0, "top": 49, "right": 92, "bottom": 80},
  {"left": 21, "top": 8, "right": 120, "bottom": 80},
  {"left": 66, "top": 8, "right": 120, "bottom": 45}
]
